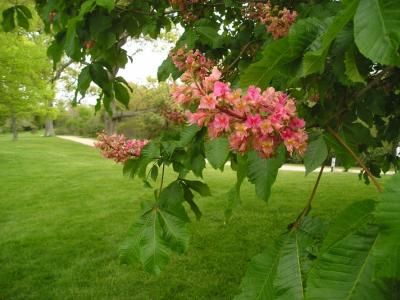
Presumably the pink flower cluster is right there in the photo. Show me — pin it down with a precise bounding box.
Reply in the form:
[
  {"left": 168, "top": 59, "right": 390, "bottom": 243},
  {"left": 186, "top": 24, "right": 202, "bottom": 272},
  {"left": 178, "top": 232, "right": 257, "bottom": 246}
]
[
  {"left": 161, "top": 106, "right": 186, "bottom": 125},
  {"left": 170, "top": 47, "right": 215, "bottom": 82},
  {"left": 170, "top": 48, "right": 308, "bottom": 158},
  {"left": 94, "top": 132, "right": 148, "bottom": 163},
  {"left": 169, "top": 0, "right": 202, "bottom": 22},
  {"left": 243, "top": 2, "right": 297, "bottom": 39}
]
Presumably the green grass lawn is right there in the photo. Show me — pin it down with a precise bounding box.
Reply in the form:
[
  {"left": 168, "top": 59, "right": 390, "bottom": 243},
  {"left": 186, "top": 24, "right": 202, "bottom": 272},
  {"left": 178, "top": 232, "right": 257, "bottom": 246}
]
[{"left": 0, "top": 133, "right": 389, "bottom": 300}]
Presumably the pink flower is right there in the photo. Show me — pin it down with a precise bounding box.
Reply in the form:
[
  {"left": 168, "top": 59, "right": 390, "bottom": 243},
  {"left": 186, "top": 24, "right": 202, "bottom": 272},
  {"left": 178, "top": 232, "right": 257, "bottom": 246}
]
[
  {"left": 213, "top": 81, "right": 230, "bottom": 97},
  {"left": 253, "top": 135, "right": 275, "bottom": 158},
  {"left": 169, "top": 48, "right": 308, "bottom": 159},
  {"left": 186, "top": 111, "right": 208, "bottom": 126},
  {"left": 95, "top": 133, "right": 148, "bottom": 163},
  {"left": 290, "top": 118, "right": 305, "bottom": 129},
  {"left": 229, "top": 132, "right": 248, "bottom": 153},
  {"left": 247, "top": 86, "right": 261, "bottom": 101},
  {"left": 260, "top": 119, "right": 273, "bottom": 135},
  {"left": 213, "top": 113, "right": 231, "bottom": 131},
  {"left": 209, "top": 67, "right": 221, "bottom": 81},
  {"left": 245, "top": 114, "right": 262, "bottom": 129},
  {"left": 199, "top": 95, "right": 218, "bottom": 110}
]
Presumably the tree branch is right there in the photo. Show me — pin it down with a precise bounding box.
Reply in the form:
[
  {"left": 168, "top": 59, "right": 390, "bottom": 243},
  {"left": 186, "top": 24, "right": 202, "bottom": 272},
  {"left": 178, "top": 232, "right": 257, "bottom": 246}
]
[
  {"left": 289, "top": 164, "right": 325, "bottom": 229},
  {"left": 50, "top": 59, "right": 74, "bottom": 83},
  {"left": 326, "top": 126, "right": 382, "bottom": 193}
]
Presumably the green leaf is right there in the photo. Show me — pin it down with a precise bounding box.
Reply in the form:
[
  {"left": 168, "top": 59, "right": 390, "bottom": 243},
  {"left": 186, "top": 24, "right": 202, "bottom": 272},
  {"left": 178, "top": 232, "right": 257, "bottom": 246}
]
[
  {"left": 239, "top": 38, "right": 294, "bottom": 89},
  {"left": 225, "top": 154, "right": 247, "bottom": 221},
  {"left": 114, "top": 82, "right": 130, "bottom": 108},
  {"left": 288, "top": 18, "right": 326, "bottom": 54},
  {"left": 141, "top": 142, "right": 160, "bottom": 160},
  {"left": 235, "top": 231, "right": 306, "bottom": 300},
  {"left": 306, "top": 224, "right": 389, "bottom": 299},
  {"left": 354, "top": 0, "right": 400, "bottom": 66},
  {"left": 15, "top": 5, "right": 32, "bottom": 19},
  {"left": 247, "top": 146, "right": 286, "bottom": 202},
  {"left": 47, "top": 34, "right": 65, "bottom": 67},
  {"left": 115, "top": 76, "right": 133, "bottom": 92},
  {"left": 301, "top": 0, "right": 360, "bottom": 77},
  {"left": 120, "top": 198, "right": 190, "bottom": 275},
  {"left": 319, "top": 199, "right": 375, "bottom": 253},
  {"left": 139, "top": 208, "right": 171, "bottom": 275},
  {"left": 96, "top": 0, "right": 115, "bottom": 12},
  {"left": 205, "top": 137, "right": 230, "bottom": 170},
  {"left": 1, "top": 7, "right": 16, "bottom": 32},
  {"left": 304, "top": 134, "right": 328, "bottom": 175},
  {"left": 176, "top": 29, "right": 199, "bottom": 49},
  {"left": 183, "top": 185, "right": 202, "bottom": 220},
  {"left": 65, "top": 19, "right": 80, "bottom": 59},
  {"left": 191, "top": 154, "right": 206, "bottom": 178},
  {"left": 89, "top": 62, "right": 112, "bottom": 94},
  {"left": 195, "top": 25, "right": 221, "bottom": 48},
  {"left": 159, "top": 181, "right": 190, "bottom": 223},
  {"left": 150, "top": 165, "right": 158, "bottom": 182},
  {"left": 344, "top": 46, "right": 366, "bottom": 84},
  {"left": 183, "top": 180, "right": 211, "bottom": 197},
  {"left": 123, "top": 158, "right": 141, "bottom": 178},
  {"left": 180, "top": 124, "right": 200, "bottom": 147},
  {"left": 15, "top": 9, "right": 29, "bottom": 30},
  {"left": 157, "top": 57, "right": 181, "bottom": 81},
  {"left": 77, "top": 66, "right": 92, "bottom": 97},
  {"left": 374, "top": 173, "right": 400, "bottom": 278},
  {"left": 158, "top": 208, "right": 189, "bottom": 253}
]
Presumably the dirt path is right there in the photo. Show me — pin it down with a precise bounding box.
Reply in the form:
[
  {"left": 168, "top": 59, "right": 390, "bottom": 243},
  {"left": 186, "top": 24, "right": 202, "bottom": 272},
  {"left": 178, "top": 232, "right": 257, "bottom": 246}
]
[
  {"left": 57, "top": 135, "right": 96, "bottom": 147},
  {"left": 57, "top": 135, "right": 394, "bottom": 175}
]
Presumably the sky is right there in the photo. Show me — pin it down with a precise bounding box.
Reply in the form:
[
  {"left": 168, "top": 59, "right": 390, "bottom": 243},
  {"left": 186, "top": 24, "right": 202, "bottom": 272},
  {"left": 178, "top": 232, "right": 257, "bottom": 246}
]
[
  {"left": 118, "top": 38, "right": 173, "bottom": 85},
  {"left": 57, "top": 38, "right": 174, "bottom": 105}
]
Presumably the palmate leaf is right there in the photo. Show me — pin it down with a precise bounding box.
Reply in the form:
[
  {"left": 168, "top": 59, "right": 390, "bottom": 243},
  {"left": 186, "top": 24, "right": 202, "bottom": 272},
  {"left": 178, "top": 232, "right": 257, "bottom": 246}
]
[
  {"left": 235, "top": 232, "right": 304, "bottom": 300},
  {"left": 239, "top": 38, "right": 294, "bottom": 89},
  {"left": 300, "top": 0, "right": 360, "bottom": 77},
  {"left": 139, "top": 207, "right": 172, "bottom": 275},
  {"left": 235, "top": 218, "right": 324, "bottom": 300},
  {"left": 158, "top": 208, "right": 189, "bottom": 253},
  {"left": 306, "top": 223, "right": 389, "bottom": 300},
  {"left": 120, "top": 198, "right": 190, "bottom": 275},
  {"left": 180, "top": 124, "right": 200, "bottom": 147},
  {"left": 319, "top": 199, "right": 375, "bottom": 253},
  {"left": 247, "top": 146, "right": 286, "bottom": 202},
  {"left": 239, "top": 18, "right": 324, "bottom": 89},
  {"left": 374, "top": 172, "right": 400, "bottom": 278},
  {"left": 354, "top": 0, "right": 400, "bottom": 66}
]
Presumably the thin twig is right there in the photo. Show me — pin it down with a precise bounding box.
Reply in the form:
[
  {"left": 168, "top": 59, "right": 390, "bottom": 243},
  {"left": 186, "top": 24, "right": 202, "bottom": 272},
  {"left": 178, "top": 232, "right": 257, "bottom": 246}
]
[
  {"left": 326, "top": 126, "right": 382, "bottom": 193},
  {"left": 289, "top": 165, "right": 325, "bottom": 229},
  {"left": 225, "top": 41, "right": 253, "bottom": 73},
  {"left": 50, "top": 59, "right": 74, "bottom": 83},
  {"left": 158, "top": 164, "right": 165, "bottom": 198}
]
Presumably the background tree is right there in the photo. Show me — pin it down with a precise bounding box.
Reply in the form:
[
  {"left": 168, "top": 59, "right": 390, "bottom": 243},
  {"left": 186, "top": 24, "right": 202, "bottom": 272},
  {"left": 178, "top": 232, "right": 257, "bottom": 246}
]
[{"left": 0, "top": 32, "right": 53, "bottom": 140}]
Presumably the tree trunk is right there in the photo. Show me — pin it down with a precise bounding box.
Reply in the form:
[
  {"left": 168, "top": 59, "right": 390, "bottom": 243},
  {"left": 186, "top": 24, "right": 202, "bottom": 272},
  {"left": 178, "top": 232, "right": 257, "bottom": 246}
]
[
  {"left": 44, "top": 117, "right": 55, "bottom": 137},
  {"left": 11, "top": 114, "right": 18, "bottom": 141},
  {"left": 104, "top": 100, "right": 117, "bottom": 135},
  {"left": 103, "top": 34, "right": 128, "bottom": 135}
]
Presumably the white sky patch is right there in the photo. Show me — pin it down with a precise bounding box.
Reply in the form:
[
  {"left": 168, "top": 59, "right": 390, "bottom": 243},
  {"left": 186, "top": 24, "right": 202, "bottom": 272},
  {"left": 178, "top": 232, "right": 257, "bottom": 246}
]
[
  {"left": 57, "top": 37, "right": 174, "bottom": 105},
  {"left": 118, "top": 38, "right": 173, "bottom": 85}
]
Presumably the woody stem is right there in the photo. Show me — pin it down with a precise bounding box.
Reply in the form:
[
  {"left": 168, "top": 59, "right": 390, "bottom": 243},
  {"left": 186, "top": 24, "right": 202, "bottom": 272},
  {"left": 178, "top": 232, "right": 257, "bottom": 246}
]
[{"left": 326, "top": 126, "right": 382, "bottom": 193}]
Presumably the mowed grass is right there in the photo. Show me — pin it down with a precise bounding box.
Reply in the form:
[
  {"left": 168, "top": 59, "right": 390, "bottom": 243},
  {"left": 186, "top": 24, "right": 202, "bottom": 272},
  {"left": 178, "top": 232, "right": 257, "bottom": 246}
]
[{"left": 0, "top": 134, "right": 389, "bottom": 300}]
